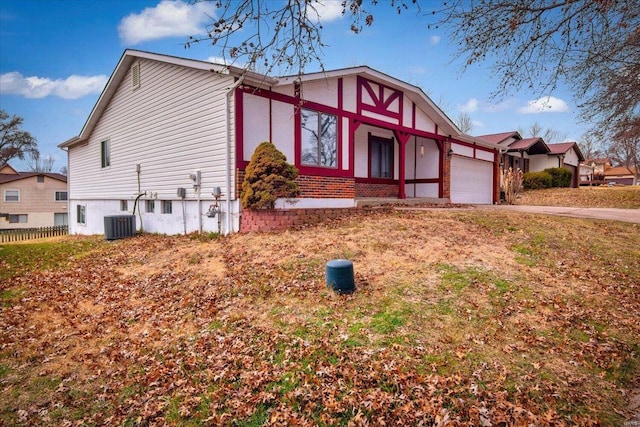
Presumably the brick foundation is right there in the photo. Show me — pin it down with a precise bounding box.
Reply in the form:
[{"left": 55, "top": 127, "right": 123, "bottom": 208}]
[
  {"left": 355, "top": 182, "right": 399, "bottom": 198},
  {"left": 240, "top": 208, "right": 357, "bottom": 233}
]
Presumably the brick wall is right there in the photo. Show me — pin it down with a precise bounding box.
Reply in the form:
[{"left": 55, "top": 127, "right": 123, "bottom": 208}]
[
  {"left": 297, "top": 175, "right": 355, "bottom": 198},
  {"left": 240, "top": 208, "right": 357, "bottom": 232},
  {"left": 442, "top": 142, "right": 451, "bottom": 200},
  {"left": 354, "top": 182, "right": 399, "bottom": 198},
  {"left": 237, "top": 169, "right": 355, "bottom": 199}
]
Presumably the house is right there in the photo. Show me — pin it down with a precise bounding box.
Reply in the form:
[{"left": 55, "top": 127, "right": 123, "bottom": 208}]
[
  {"left": 604, "top": 166, "right": 638, "bottom": 186},
  {"left": 0, "top": 163, "right": 68, "bottom": 229},
  {"left": 476, "top": 131, "right": 549, "bottom": 173},
  {"left": 59, "top": 50, "right": 501, "bottom": 236},
  {"left": 477, "top": 132, "right": 585, "bottom": 188},
  {"left": 581, "top": 158, "right": 611, "bottom": 185},
  {"left": 529, "top": 142, "right": 585, "bottom": 188}
]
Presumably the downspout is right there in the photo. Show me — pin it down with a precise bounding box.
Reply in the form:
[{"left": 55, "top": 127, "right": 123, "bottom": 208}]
[{"left": 225, "top": 75, "right": 245, "bottom": 235}]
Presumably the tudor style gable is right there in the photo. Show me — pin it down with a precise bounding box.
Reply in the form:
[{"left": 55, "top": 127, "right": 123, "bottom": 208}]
[{"left": 357, "top": 76, "right": 403, "bottom": 125}]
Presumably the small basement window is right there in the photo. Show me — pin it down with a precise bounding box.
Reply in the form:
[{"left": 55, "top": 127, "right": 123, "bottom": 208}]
[
  {"left": 146, "top": 200, "right": 155, "bottom": 213},
  {"left": 120, "top": 200, "right": 128, "bottom": 211},
  {"left": 161, "top": 200, "right": 172, "bottom": 214},
  {"left": 9, "top": 214, "right": 28, "bottom": 223}
]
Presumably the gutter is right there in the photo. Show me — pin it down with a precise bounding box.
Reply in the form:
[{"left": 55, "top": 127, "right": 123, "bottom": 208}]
[{"left": 224, "top": 75, "right": 245, "bottom": 235}]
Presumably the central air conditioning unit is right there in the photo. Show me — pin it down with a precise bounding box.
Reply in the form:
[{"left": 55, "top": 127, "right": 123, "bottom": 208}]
[{"left": 104, "top": 215, "right": 136, "bottom": 240}]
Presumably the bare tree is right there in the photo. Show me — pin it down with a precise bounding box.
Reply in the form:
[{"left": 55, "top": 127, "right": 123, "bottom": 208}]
[
  {"left": 608, "top": 126, "right": 639, "bottom": 182},
  {"left": 26, "top": 151, "right": 55, "bottom": 173},
  {"left": 579, "top": 133, "right": 606, "bottom": 161},
  {"left": 455, "top": 112, "right": 473, "bottom": 134},
  {"left": 0, "top": 110, "right": 38, "bottom": 166},
  {"left": 186, "top": 0, "right": 417, "bottom": 76},
  {"left": 517, "top": 122, "right": 565, "bottom": 144},
  {"left": 432, "top": 1, "right": 639, "bottom": 139},
  {"left": 187, "top": 1, "right": 638, "bottom": 140}
]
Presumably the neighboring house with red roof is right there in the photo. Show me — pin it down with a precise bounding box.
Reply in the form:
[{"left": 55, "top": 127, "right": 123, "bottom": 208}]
[
  {"left": 604, "top": 166, "right": 638, "bottom": 186},
  {"left": 477, "top": 131, "right": 549, "bottom": 174},
  {"left": 0, "top": 163, "right": 68, "bottom": 229},
  {"left": 477, "top": 132, "right": 585, "bottom": 187}
]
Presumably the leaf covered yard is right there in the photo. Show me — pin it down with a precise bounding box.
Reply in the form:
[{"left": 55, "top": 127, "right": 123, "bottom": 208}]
[{"left": 1, "top": 209, "right": 639, "bottom": 426}]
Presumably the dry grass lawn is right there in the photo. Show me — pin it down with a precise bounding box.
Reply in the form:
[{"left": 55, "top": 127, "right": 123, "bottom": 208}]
[
  {"left": 1, "top": 188, "right": 639, "bottom": 426},
  {"left": 518, "top": 185, "right": 640, "bottom": 208}
]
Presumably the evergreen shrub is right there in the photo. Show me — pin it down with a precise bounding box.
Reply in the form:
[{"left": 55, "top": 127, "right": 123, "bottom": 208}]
[{"left": 241, "top": 142, "right": 300, "bottom": 210}]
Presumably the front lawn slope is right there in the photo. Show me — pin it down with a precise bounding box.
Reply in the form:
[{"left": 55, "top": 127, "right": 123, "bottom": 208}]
[{"left": 1, "top": 210, "right": 638, "bottom": 426}]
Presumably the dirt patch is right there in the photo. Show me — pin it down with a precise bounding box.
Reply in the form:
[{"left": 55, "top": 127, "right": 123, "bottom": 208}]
[{"left": 116, "top": 238, "right": 225, "bottom": 279}]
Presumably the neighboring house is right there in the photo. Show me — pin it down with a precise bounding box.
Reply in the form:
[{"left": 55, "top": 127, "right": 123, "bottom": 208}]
[
  {"left": 529, "top": 142, "right": 585, "bottom": 188},
  {"left": 478, "top": 132, "right": 585, "bottom": 188},
  {"left": 604, "top": 166, "right": 637, "bottom": 186},
  {"left": 59, "top": 50, "right": 501, "bottom": 236},
  {"left": 0, "top": 163, "right": 68, "bottom": 229},
  {"left": 581, "top": 158, "right": 611, "bottom": 185},
  {"left": 476, "top": 131, "right": 550, "bottom": 174}
]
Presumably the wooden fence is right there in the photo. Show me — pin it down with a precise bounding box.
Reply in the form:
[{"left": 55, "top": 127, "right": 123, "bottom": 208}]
[{"left": 0, "top": 225, "right": 68, "bottom": 243}]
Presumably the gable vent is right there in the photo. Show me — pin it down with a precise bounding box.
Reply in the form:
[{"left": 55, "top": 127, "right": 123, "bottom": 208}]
[{"left": 131, "top": 63, "right": 140, "bottom": 89}]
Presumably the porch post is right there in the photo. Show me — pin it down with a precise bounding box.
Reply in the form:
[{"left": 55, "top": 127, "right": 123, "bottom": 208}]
[{"left": 395, "top": 131, "right": 410, "bottom": 199}]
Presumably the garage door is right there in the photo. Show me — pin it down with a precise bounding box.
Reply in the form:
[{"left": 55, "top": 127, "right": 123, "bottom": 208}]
[{"left": 450, "top": 156, "right": 493, "bottom": 204}]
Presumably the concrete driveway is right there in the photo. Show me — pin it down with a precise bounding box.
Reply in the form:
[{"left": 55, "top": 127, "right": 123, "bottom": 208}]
[{"left": 477, "top": 205, "right": 640, "bottom": 224}]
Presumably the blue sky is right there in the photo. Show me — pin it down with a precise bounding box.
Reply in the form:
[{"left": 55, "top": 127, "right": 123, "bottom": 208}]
[{"left": 0, "top": 0, "right": 587, "bottom": 172}]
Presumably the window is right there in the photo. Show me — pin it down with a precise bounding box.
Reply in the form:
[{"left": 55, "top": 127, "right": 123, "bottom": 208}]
[
  {"left": 54, "top": 213, "right": 68, "bottom": 226},
  {"left": 101, "top": 140, "right": 110, "bottom": 168},
  {"left": 131, "top": 62, "right": 140, "bottom": 89},
  {"left": 301, "top": 108, "right": 337, "bottom": 168},
  {"left": 76, "top": 205, "right": 86, "bottom": 224},
  {"left": 9, "top": 214, "right": 27, "bottom": 223},
  {"left": 37, "top": 175, "right": 45, "bottom": 183},
  {"left": 145, "top": 200, "right": 155, "bottom": 213},
  {"left": 161, "top": 200, "right": 172, "bottom": 214},
  {"left": 370, "top": 136, "right": 394, "bottom": 179},
  {"left": 4, "top": 190, "right": 19, "bottom": 202},
  {"left": 55, "top": 191, "right": 68, "bottom": 201},
  {"left": 120, "top": 200, "right": 128, "bottom": 211}
]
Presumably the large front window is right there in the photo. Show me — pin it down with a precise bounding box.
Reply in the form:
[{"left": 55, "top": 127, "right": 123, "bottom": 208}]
[
  {"left": 370, "top": 136, "right": 394, "bottom": 179},
  {"left": 301, "top": 108, "right": 337, "bottom": 168}
]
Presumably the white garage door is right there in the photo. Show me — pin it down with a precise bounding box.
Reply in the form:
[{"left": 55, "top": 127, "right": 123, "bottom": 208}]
[{"left": 450, "top": 156, "right": 493, "bottom": 204}]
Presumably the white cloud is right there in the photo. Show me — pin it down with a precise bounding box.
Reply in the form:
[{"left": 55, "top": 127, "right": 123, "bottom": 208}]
[
  {"left": 458, "top": 98, "right": 517, "bottom": 114},
  {"left": 472, "top": 120, "right": 485, "bottom": 128},
  {"left": 118, "top": 0, "right": 215, "bottom": 45},
  {"left": 429, "top": 35, "right": 440, "bottom": 46},
  {"left": 458, "top": 98, "right": 479, "bottom": 113},
  {"left": 306, "top": 0, "right": 345, "bottom": 23},
  {"left": 0, "top": 71, "right": 108, "bottom": 99},
  {"left": 518, "top": 96, "right": 569, "bottom": 114}
]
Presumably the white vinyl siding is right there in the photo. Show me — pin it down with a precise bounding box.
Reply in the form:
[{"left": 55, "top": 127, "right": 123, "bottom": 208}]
[{"left": 68, "top": 58, "right": 235, "bottom": 201}]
